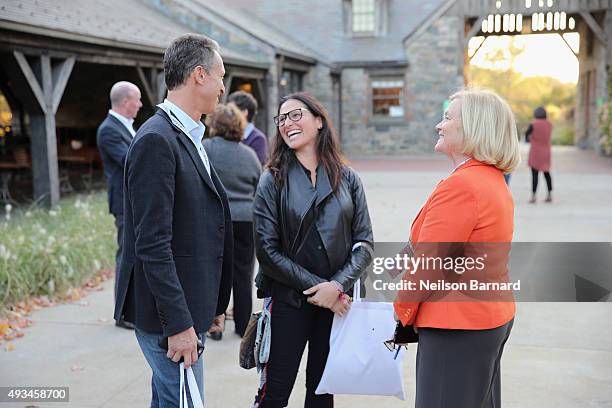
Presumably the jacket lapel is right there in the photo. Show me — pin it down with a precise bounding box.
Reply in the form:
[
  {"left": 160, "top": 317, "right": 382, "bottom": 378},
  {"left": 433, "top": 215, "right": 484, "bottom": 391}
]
[
  {"left": 107, "top": 114, "right": 133, "bottom": 145},
  {"left": 288, "top": 158, "right": 317, "bottom": 221},
  {"left": 155, "top": 111, "right": 219, "bottom": 197},
  {"left": 314, "top": 163, "right": 333, "bottom": 207}
]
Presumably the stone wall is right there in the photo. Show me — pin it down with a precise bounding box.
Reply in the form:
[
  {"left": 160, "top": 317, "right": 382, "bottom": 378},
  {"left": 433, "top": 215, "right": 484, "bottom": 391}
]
[
  {"left": 303, "top": 64, "right": 341, "bottom": 134},
  {"left": 576, "top": 13, "right": 610, "bottom": 149},
  {"left": 402, "top": 11, "right": 464, "bottom": 154},
  {"left": 337, "top": 10, "right": 465, "bottom": 156}
]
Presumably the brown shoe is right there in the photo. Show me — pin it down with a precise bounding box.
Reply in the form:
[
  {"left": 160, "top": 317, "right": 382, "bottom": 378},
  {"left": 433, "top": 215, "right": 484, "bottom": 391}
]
[
  {"left": 528, "top": 195, "right": 536, "bottom": 204},
  {"left": 207, "top": 331, "right": 223, "bottom": 341},
  {"left": 545, "top": 193, "right": 552, "bottom": 203}
]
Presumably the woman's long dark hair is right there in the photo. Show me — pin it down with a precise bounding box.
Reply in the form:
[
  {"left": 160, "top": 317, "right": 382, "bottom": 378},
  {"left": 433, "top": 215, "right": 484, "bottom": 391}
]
[{"left": 268, "top": 92, "right": 345, "bottom": 190}]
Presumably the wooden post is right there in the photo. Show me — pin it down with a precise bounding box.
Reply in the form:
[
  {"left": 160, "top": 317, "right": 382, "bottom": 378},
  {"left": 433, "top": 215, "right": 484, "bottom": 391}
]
[
  {"left": 579, "top": 11, "right": 608, "bottom": 48},
  {"left": 156, "top": 70, "right": 167, "bottom": 103},
  {"left": 136, "top": 65, "right": 156, "bottom": 108},
  {"left": 136, "top": 65, "right": 165, "bottom": 107},
  {"left": 13, "top": 51, "right": 75, "bottom": 208}
]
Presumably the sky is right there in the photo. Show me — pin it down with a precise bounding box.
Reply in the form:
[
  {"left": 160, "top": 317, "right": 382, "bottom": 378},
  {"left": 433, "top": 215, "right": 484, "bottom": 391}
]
[{"left": 468, "top": 33, "right": 580, "bottom": 84}]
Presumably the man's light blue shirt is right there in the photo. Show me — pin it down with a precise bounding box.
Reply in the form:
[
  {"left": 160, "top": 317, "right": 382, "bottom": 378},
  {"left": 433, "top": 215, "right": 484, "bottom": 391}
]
[
  {"left": 243, "top": 122, "right": 255, "bottom": 141},
  {"left": 159, "top": 98, "right": 210, "bottom": 175}
]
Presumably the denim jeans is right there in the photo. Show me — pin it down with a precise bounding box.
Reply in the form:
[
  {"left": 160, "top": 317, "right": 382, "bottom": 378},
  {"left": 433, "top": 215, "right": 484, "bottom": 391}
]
[{"left": 135, "top": 329, "right": 205, "bottom": 408}]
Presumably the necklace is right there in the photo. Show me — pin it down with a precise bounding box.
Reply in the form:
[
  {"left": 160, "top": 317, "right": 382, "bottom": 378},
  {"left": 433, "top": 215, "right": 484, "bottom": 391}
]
[{"left": 451, "top": 157, "right": 471, "bottom": 174}]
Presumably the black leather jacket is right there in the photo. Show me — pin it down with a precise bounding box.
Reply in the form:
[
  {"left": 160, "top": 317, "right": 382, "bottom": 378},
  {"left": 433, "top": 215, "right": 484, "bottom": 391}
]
[{"left": 253, "top": 157, "right": 374, "bottom": 308}]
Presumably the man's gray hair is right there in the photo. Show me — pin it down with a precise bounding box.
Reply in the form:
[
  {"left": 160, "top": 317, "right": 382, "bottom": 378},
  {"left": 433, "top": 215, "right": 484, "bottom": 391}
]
[
  {"left": 109, "top": 81, "right": 139, "bottom": 107},
  {"left": 164, "top": 34, "right": 221, "bottom": 90}
]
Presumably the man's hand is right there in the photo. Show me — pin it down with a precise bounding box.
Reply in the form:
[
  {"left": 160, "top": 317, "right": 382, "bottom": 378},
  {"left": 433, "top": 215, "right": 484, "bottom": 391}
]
[
  {"left": 167, "top": 326, "right": 198, "bottom": 368},
  {"left": 304, "top": 281, "right": 341, "bottom": 309},
  {"left": 208, "top": 314, "right": 225, "bottom": 333}
]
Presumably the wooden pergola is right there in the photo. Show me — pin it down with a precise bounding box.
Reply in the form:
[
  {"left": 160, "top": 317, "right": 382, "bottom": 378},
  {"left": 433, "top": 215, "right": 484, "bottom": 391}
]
[{"left": 0, "top": 25, "right": 268, "bottom": 208}]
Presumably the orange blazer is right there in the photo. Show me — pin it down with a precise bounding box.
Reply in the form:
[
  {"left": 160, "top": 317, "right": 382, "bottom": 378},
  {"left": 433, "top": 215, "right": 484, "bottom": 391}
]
[{"left": 393, "top": 159, "right": 516, "bottom": 330}]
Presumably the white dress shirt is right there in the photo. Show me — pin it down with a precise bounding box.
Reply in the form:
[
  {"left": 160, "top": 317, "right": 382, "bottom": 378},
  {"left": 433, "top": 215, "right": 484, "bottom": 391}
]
[{"left": 108, "top": 109, "right": 136, "bottom": 137}]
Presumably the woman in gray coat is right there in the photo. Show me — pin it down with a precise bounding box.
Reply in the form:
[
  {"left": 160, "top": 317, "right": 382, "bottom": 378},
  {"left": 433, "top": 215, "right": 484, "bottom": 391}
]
[{"left": 204, "top": 103, "right": 262, "bottom": 339}]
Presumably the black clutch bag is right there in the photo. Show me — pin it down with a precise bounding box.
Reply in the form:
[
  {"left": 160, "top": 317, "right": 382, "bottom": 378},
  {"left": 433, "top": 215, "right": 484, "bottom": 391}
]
[{"left": 393, "top": 321, "right": 419, "bottom": 344}]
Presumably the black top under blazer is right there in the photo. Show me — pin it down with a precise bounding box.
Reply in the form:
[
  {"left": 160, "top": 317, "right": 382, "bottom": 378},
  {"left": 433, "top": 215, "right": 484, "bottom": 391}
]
[
  {"left": 96, "top": 114, "right": 133, "bottom": 215},
  {"left": 254, "top": 156, "right": 374, "bottom": 308},
  {"left": 114, "top": 109, "right": 233, "bottom": 338}
]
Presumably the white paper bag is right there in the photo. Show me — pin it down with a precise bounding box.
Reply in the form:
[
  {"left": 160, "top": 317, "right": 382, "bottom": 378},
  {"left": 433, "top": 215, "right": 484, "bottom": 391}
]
[
  {"left": 179, "top": 363, "right": 204, "bottom": 408},
  {"left": 315, "top": 280, "right": 406, "bottom": 400}
]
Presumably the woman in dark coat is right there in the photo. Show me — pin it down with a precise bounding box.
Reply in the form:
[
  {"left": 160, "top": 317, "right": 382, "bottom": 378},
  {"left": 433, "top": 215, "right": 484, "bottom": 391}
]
[
  {"left": 526, "top": 106, "right": 553, "bottom": 203},
  {"left": 204, "top": 103, "right": 262, "bottom": 339},
  {"left": 252, "top": 92, "right": 373, "bottom": 408}
]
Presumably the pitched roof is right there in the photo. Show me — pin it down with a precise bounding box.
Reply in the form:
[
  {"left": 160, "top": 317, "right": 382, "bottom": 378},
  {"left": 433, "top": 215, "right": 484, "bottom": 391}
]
[
  {"left": 187, "top": 0, "right": 326, "bottom": 64},
  {"left": 224, "top": 0, "right": 448, "bottom": 64},
  {"left": 0, "top": 0, "right": 266, "bottom": 67}
]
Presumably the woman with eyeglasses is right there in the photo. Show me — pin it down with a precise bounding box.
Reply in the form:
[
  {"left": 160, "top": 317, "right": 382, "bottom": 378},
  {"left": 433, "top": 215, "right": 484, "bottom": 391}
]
[
  {"left": 394, "top": 88, "right": 520, "bottom": 408},
  {"left": 252, "top": 92, "right": 373, "bottom": 408}
]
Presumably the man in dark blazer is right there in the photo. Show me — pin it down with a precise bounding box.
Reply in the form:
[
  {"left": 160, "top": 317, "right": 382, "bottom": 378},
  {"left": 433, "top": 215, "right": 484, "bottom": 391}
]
[
  {"left": 228, "top": 90, "right": 269, "bottom": 165},
  {"left": 114, "top": 34, "right": 232, "bottom": 406},
  {"left": 96, "top": 80, "right": 142, "bottom": 329}
]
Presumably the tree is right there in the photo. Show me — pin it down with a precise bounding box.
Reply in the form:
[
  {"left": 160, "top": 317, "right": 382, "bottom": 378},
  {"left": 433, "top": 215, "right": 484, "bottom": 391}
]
[{"left": 468, "top": 37, "right": 576, "bottom": 144}]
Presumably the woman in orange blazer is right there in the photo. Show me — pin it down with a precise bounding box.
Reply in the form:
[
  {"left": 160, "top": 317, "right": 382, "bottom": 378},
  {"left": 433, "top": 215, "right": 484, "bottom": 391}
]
[{"left": 394, "top": 88, "right": 520, "bottom": 408}]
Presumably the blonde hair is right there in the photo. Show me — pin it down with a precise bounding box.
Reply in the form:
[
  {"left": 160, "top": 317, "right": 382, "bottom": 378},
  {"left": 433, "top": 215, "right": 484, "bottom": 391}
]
[{"left": 451, "top": 88, "right": 521, "bottom": 173}]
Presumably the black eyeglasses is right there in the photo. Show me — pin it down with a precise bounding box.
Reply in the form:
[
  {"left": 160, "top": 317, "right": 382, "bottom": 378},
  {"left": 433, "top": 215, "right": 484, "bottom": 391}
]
[{"left": 273, "top": 108, "right": 309, "bottom": 127}]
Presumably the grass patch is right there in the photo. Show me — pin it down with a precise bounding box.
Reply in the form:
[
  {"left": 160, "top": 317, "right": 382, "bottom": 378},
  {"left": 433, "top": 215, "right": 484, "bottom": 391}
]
[{"left": 0, "top": 192, "right": 116, "bottom": 313}]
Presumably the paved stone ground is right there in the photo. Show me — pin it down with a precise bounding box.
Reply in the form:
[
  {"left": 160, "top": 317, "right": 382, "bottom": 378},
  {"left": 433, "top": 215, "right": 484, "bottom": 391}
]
[{"left": 1, "top": 145, "right": 611, "bottom": 407}]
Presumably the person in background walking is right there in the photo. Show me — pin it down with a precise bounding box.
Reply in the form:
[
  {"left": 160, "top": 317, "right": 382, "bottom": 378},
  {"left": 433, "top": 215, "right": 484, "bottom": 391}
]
[
  {"left": 228, "top": 91, "right": 269, "bottom": 165},
  {"left": 526, "top": 106, "right": 553, "bottom": 203},
  {"left": 203, "top": 103, "right": 262, "bottom": 340},
  {"left": 96, "top": 80, "right": 142, "bottom": 330}
]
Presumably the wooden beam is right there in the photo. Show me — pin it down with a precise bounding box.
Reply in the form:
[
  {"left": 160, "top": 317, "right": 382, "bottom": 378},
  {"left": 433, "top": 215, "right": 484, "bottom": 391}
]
[
  {"left": 559, "top": 33, "right": 579, "bottom": 57},
  {"left": 579, "top": 11, "right": 608, "bottom": 47},
  {"left": 222, "top": 73, "right": 235, "bottom": 103},
  {"left": 465, "top": 17, "right": 485, "bottom": 47},
  {"left": 10, "top": 52, "right": 73, "bottom": 208},
  {"left": 156, "top": 71, "right": 167, "bottom": 103},
  {"left": 29, "top": 113, "right": 60, "bottom": 208},
  {"left": 468, "top": 36, "right": 488, "bottom": 61},
  {"left": 149, "top": 67, "right": 159, "bottom": 103},
  {"left": 51, "top": 56, "right": 75, "bottom": 114},
  {"left": 136, "top": 65, "right": 156, "bottom": 108},
  {"left": 40, "top": 55, "right": 53, "bottom": 111},
  {"left": 13, "top": 51, "right": 47, "bottom": 113}
]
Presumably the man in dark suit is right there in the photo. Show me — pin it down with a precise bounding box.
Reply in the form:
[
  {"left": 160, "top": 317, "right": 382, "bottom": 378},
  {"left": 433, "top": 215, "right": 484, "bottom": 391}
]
[
  {"left": 228, "top": 90, "right": 269, "bottom": 165},
  {"left": 96, "top": 81, "right": 142, "bottom": 329},
  {"left": 114, "top": 34, "right": 232, "bottom": 406}
]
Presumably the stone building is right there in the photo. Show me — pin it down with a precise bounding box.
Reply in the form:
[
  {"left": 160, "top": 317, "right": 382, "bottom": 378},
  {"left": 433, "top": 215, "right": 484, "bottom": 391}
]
[
  {"left": 0, "top": 0, "right": 328, "bottom": 206},
  {"left": 1, "top": 0, "right": 610, "bottom": 206},
  {"left": 230, "top": 0, "right": 612, "bottom": 155}
]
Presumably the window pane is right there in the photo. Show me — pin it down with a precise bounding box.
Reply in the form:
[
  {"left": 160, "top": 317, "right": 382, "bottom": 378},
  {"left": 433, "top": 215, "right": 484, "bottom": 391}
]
[
  {"left": 352, "top": 0, "right": 375, "bottom": 32},
  {"left": 372, "top": 79, "right": 404, "bottom": 117},
  {"left": 280, "top": 70, "right": 304, "bottom": 97}
]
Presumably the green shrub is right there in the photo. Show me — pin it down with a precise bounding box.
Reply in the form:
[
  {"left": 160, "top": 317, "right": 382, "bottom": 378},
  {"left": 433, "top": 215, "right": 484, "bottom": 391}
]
[
  {"left": 552, "top": 122, "right": 575, "bottom": 146},
  {"left": 0, "top": 192, "right": 116, "bottom": 312}
]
